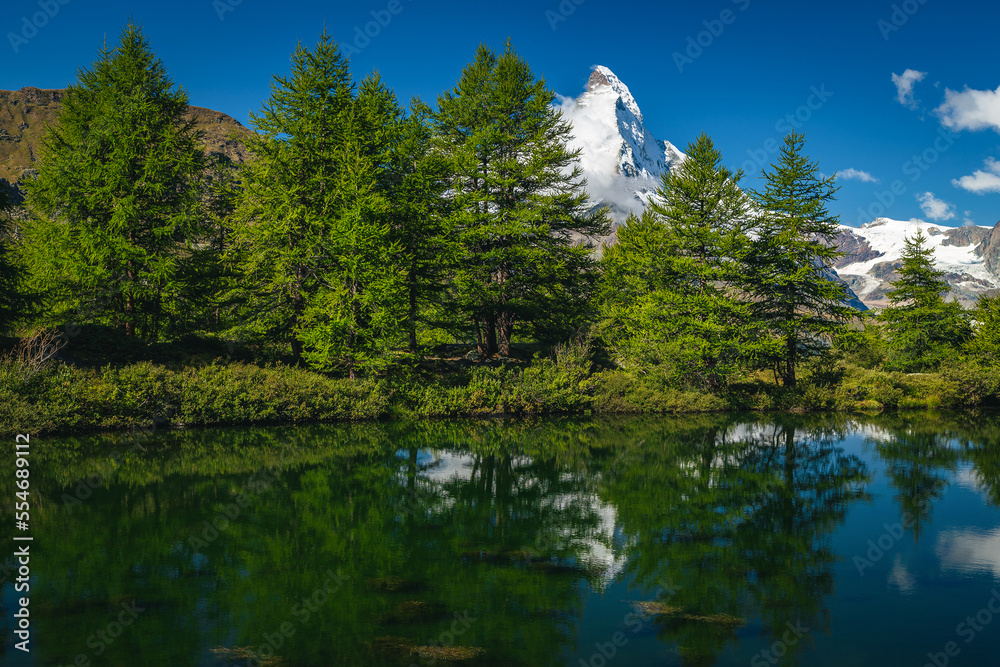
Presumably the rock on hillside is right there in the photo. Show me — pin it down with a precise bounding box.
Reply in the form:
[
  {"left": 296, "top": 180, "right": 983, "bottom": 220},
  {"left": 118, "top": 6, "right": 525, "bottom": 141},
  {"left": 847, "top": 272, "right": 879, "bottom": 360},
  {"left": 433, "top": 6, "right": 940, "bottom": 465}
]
[
  {"left": 835, "top": 218, "right": 1000, "bottom": 308},
  {"left": 0, "top": 87, "right": 251, "bottom": 185}
]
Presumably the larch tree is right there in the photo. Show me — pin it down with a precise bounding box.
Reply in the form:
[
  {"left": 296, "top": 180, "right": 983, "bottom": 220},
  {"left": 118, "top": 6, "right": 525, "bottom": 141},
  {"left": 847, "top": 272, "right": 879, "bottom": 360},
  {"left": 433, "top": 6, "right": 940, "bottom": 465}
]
[
  {"left": 21, "top": 22, "right": 204, "bottom": 341},
  {"left": 227, "top": 31, "right": 355, "bottom": 363},
  {"left": 882, "top": 230, "right": 970, "bottom": 371},
  {"left": 433, "top": 40, "right": 609, "bottom": 358},
  {"left": 295, "top": 73, "right": 406, "bottom": 377},
  {"left": 228, "top": 34, "right": 404, "bottom": 377},
  {"left": 600, "top": 134, "right": 766, "bottom": 388},
  {"left": 745, "top": 132, "right": 852, "bottom": 387}
]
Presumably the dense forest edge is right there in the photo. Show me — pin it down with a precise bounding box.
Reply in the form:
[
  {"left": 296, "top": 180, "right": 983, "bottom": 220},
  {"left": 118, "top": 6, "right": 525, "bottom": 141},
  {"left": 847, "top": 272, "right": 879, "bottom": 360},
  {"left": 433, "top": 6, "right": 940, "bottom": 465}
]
[{"left": 3, "top": 24, "right": 1000, "bottom": 437}]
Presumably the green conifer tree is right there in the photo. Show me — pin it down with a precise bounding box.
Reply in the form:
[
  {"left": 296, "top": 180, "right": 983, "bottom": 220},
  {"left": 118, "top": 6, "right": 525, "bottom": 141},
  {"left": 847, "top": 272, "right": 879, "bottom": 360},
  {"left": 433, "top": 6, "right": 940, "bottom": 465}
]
[
  {"left": 390, "top": 100, "right": 455, "bottom": 354},
  {"left": 745, "top": 132, "right": 851, "bottom": 387},
  {"left": 882, "top": 230, "right": 970, "bottom": 370},
  {"left": 21, "top": 22, "right": 204, "bottom": 341},
  {"left": 227, "top": 32, "right": 355, "bottom": 363},
  {"left": 434, "top": 40, "right": 609, "bottom": 357},
  {"left": 600, "top": 134, "right": 767, "bottom": 388},
  {"left": 295, "top": 73, "right": 406, "bottom": 377},
  {"left": 228, "top": 35, "right": 403, "bottom": 377}
]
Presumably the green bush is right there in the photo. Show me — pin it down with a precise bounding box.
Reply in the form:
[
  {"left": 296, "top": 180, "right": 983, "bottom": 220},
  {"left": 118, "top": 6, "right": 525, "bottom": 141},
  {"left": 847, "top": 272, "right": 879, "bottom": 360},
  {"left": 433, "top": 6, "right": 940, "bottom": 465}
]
[{"left": 590, "top": 370, "right": 727, "bottom": 414}]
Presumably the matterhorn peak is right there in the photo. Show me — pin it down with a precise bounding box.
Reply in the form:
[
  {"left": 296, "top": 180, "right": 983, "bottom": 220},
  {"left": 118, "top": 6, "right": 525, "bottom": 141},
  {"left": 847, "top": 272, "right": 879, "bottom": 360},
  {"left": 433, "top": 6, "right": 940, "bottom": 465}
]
[
  {"left": 587, "top": 66, "right": 616, "bottom": 91},
  {"left": 584, "top": 66, "right": 643, "bottom": 124},
  {"left": 560, "top": 66, "right": 684, "bottom": 224}
]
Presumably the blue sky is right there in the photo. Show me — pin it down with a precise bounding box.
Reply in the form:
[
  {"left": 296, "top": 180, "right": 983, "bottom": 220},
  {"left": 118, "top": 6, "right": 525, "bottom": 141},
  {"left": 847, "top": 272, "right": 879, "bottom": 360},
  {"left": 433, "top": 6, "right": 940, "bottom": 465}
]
[{"left": 5, "top": 0, "right": 1000, "bottom": 228}]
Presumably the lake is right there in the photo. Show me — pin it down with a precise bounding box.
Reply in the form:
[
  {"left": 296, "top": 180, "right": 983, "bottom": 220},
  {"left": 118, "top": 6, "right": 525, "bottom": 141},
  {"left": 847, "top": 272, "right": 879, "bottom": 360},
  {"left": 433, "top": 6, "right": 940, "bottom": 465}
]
[{"left": 3, "top": 413, "right": 999, "bottom": 666}]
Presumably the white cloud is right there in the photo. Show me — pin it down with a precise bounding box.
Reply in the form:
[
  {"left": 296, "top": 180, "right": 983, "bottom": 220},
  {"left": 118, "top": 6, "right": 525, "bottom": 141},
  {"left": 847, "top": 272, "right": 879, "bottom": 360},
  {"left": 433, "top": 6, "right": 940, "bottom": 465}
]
[
  {"left": 916, "top": 191, "right": 956, "bottom": 221},
  {"left": 837, "top": 168, "right": 878, "bottom": 183},
  {"left": 952, "top": 157, "right": 1000, "bottom": 194},
  {"left": 936, "top": 85, "right": 1000, "bottom": 133},
  {"left": 892, "top": 69, "right": 927, "bottom": 109}
]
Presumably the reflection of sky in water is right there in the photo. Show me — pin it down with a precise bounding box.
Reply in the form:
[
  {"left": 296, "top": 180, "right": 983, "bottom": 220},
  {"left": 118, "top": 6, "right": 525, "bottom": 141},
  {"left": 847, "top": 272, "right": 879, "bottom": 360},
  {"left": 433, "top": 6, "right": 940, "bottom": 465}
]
[
  {"left": 402, "top": 450, "right": 628, "bottom": 588},
  {"left": 954, "top": 466, "right": 992, "bottom": 503},
  {"left": 888, "top": 553, "right": 917, "bottom": 594},
  {"left": 416, "top": 450, "right": 477, "bottom": 483},
  {"left": 935, "top": 526, "right": 1000, "bottom": 579}
]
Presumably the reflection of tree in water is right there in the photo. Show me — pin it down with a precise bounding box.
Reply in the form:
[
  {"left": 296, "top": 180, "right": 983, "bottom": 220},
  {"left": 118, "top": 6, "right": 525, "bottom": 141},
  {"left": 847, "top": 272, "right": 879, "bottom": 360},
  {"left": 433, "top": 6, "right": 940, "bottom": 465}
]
[
  {"left": 866, "top": 416, "right": 963, "bottom": 540},
  {"left": 597, "top": 416, "right": 869, "bottom": 666},
  {"left": 14, "top": 420, "right": 628, "bottom": 666}
]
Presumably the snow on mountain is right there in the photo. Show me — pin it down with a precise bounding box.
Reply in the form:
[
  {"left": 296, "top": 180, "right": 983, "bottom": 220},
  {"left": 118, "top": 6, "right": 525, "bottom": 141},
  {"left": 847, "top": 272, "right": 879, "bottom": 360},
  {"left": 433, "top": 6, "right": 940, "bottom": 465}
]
[
  {"left": 835, "top": 218, "right": 999, "bottom": 307},
  {"left": 558, "top": 66, "right": 684, "bottom": 224},
  {"left": 555, "top": 67, "right": 1000, "bottom": 310}
]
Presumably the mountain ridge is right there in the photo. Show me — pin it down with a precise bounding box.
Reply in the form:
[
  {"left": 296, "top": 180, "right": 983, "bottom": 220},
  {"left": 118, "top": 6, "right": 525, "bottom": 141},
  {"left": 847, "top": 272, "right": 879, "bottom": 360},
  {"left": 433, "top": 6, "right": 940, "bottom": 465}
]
[
  {"left": 561, "top": 66, "right": 999, "bottom": 309},
  {"left": 0, "top": 86, "right": 251, "bottom": 189}
]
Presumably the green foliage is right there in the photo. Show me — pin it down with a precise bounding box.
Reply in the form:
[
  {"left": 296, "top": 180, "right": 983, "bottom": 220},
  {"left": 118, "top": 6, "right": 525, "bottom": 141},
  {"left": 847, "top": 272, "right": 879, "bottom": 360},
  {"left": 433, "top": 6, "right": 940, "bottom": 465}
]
[
  {"left": 881, "top": 231, "right": 971, "bottom": 371},
  {"left": 590, "top": 369, "right": 728, "bottom": 414},
  {"left": 599, "top": 134, "right": 773, "bottom": 390},
  {"left": 0, "top": 187, "right": 27, "bottom": 334},
  {"left": 0, "top": 359, "right": 393, "bottom": 435},
  {"left": 745, "top": 132, "right": 852, "bottom": 386},
  {"left": 21, "top": 22, "right": 204, "bottom": 341},
  {"left": 966, "top": 293, "right": 1000, "bottom": 362},
  {"left": 833, "top": 314, "right": 889, "bottom": 369},
  {"left": 170, "top": 153, "right": 243, "bottom": 339},
  {"left": 433, "top": 40, "right": 609, "bottom": 357},
  {"left": 227, "top": 34, "right": 404, "bottom": 377}
]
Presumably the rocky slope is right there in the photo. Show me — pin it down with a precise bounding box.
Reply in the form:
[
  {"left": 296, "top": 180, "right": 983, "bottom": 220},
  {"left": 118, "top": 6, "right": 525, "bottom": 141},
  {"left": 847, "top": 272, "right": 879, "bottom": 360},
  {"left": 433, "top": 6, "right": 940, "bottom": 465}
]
[
  {"left": 0, "top": 87, "right": 250, "bottom": 191},
  {"left": 835, "top": 218, "right": 1000, "bottom": 308}
]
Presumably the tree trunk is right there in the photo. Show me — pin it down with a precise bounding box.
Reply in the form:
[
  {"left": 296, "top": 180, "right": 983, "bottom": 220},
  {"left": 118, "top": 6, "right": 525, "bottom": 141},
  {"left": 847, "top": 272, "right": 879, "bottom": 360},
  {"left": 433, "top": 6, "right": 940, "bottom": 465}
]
[
  {"left": 480, "top": 317, "right": 497, "bottom": 358},
  {"left": 125, "top": 257, "right": 136, "bottom": 338},
  {"left": 498, "top": 311, "right": 513, "bottom": 357},
  {"left": 290, "top": 290, "right": 304, "bottom": 364},
  {"left": 784, "top": 335, "right": 797, "bottom": 387}
]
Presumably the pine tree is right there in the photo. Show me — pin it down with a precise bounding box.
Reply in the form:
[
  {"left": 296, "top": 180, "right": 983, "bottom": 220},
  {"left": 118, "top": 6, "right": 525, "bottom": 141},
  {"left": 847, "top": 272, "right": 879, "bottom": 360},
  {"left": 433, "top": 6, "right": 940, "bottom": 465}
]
[
  {"left": 228, "top": 34, "right": 403, "bottom": 376},
  {"left": 882, "top": 230, "right": 969, "bottom": 370},
  {"left": 745, "top": 132, "right": 852, "bottom": 387},
  {"left": 600, "top": 134, "right": 767, "bottom": 388},
  {"left": 21, "top": 22, "right": 204, "bottom": 341},
  {"left": 434, "top": 41, "right": 609, "bottom": 357}
]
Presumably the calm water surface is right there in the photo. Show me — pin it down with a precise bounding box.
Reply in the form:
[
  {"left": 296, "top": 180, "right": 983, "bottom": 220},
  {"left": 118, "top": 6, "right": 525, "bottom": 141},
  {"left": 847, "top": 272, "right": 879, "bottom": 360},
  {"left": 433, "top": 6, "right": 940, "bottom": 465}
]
[{"left": 3, "top": 413, "right": 1000, "bottom": 666}]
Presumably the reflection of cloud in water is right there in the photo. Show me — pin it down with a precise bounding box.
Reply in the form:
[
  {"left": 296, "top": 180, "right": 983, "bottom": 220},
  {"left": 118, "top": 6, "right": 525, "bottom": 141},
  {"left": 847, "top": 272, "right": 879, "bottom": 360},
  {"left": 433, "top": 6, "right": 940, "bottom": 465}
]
[
  {"left": 418, "top": 451, "right": 477, "bottom": 483},
  {"left": 954, "top": 467, "right": 990, "bottom": 502},
  {"left": 936, "top": 527, "right": 1000, "bottom": 579},
  {"left": 409, "top": 451, "right": 627, "bottom": 589},
  {"left": 888, "top": 554, "right": 916, "bottom": 594}
]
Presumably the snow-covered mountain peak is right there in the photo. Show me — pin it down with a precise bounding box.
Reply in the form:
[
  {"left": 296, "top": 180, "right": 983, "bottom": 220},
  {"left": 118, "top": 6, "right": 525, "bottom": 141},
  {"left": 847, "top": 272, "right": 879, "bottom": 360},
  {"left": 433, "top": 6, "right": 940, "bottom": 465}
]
[
  {"left": 560, "top": 66, "right": 684, "bottom": 223},
  {"left": 585, "top": 66, "right": 643, "bottom": 123}
]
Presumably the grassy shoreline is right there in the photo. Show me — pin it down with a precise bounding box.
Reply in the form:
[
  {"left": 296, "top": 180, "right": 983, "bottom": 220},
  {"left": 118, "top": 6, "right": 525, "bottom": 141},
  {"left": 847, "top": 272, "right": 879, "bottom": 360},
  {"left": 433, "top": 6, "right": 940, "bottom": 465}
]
[{"left": 3, "top": 351, "right": 994, "bottom": 437}]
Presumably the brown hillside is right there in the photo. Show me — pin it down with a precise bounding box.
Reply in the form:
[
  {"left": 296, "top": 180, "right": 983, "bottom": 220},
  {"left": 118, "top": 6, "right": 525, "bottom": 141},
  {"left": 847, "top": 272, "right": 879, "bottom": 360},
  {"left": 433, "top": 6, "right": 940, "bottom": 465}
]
[{"left": 0, "top": 87, "right": 252, "bottom": 185}]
